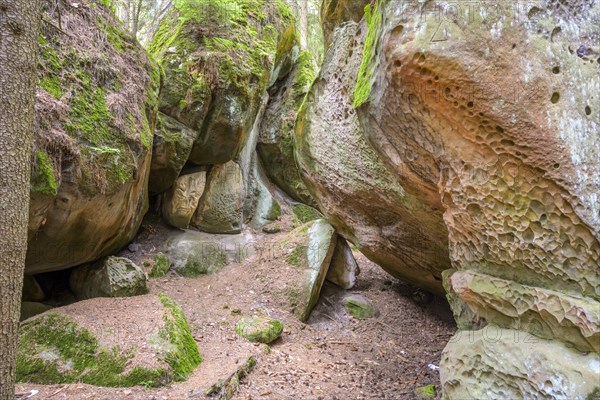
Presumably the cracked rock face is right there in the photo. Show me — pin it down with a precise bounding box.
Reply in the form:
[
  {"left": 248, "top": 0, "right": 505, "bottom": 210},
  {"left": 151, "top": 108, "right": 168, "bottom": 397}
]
[{"left": 301, "top": 0, "right": 599, "bottom": 396}]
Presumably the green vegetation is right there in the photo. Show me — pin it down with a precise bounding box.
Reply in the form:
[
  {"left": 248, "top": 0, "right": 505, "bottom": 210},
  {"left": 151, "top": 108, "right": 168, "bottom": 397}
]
[
  {"left": 150, "top": 0, "right": 296, "bottom": 98},
  {"left": 31, "top": 151, "right": 58, "bottom": 196},
  {"left": 157, "top": 293, "right": 202, "bottom": 380},
  {"left": 293, "top": 50, "right": 317, "bottom": 93},
  {"left": 415, "top": 384, "right": 435, "bottom": 399},
  {"left": 149, "top": 253, "right": 171, "bottom": 277},
  {"left": 66, "top": 83, "right": 112, "bottom": 145},
  {"left": 39, "top": 75, "right": 63, "bottom": 99},
  {"left": 285, "top": 244, "right": 307, "bottom": 268},
  {"left": 235, "top": 317, "right": 283, "bottom": 343},
  {"left": 353, "top": 0, "right": 382, "bottom": 108},
  {"left": 16, "top": 313, "right": 169, "bottom": 387},
  {"left": 292, "top": 204, "right": 322, "bottom": 223},
  {"left": 177, "top": 250, "right": 227, "bottom": 276},
  {"left": 96, "top": 16, "right": 134, "bottom": 53}
]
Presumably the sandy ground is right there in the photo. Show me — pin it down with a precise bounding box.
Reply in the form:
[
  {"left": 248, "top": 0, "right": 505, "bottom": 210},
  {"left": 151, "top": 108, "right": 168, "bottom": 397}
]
[{"left": 16, "top": 216, "right": 456, "bottom": 400}]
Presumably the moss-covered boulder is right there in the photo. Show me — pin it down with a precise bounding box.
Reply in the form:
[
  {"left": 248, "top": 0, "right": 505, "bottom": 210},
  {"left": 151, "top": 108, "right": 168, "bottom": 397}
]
[
  {"left": 149, "top": 0, "right": 296, "bottom": 165},
  {"left": 282, "top": 219, "right": 337, "bottom": 321},
  {"left": 192, "top": 161, "right": 244, "bottom": 234},
  {"left": 165, "top": 230, "right": 253, "bottom": 276},
  {"left": 162, "top": 170, "right": 207, "bottom": 229},
  {"left": 69, "top": 256, "right": 148, "bottom": 299},
  {"left": 235, "top": 317, "right": 283, "bottom": 344},
  {"left": 342, "top": 294, "right": 377, "bottom": 319},
  {"left": 149, "top": 112, "right": 199, "bottom": 194},
  {"left": 16, "top": 294, "right": 201, "bottom": 387},
  {"left": 148, "top": 253, "right": 171, "bottom": 278},
  {"left": 27, "top": 0, "right": 159, "bottom": 274},
  {"left": 258, "top": 46, "right": 317, "bottom": 206}
]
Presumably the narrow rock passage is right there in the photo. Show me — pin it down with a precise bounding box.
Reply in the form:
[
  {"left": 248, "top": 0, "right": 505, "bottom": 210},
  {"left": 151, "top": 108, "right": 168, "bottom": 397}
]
[{"left": 16, "top": 217, "right": 455, "bottom": 400}]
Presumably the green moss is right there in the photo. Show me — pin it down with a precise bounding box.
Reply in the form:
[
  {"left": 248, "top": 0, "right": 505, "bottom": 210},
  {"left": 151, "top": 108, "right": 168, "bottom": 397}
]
[
  {"left": 293, "top": 50, "right": 316, "bottom": 94},
  {"left": 587, "top": 387, "right": 600, "bottom": 400},
  {"left": 178, "top": 250, "right": 227, "bottom": 276},
  {"left": 343, "top": 295, "right": 377, "bottom": 319},
  {"left": 31, "top": 151, "right": 58, "bottom": 196},
  {"left": 292, "top": 204, "right": 322, "bottom": 223},
  {"left": 285, "top": 244, "right": 307, "bottom": 268},
  {"left": 96, "top": 16, "right": 133, "bottom": 54},
  {"left": 415, "top": 384, "right": 435, "bottom": 399},
  {"left": 267, "top": 199, "right": 281, "bottom": 220},
  {"left": 151, "top": 0, "right": 295, "bottom": 97},
  {"left": 157, "top": 293, "right": 202, "bottom": 380},
  {"left": 149, "top": 253, "right": 171, "bottom": 277},
  {"left": 66, "top": 81, "right": 111, "bottom": 145},
  {"left": 16, "top": 313, "right": 169, "bottom": 387},
  {"left": 235, "top": 317, "right": 283, "bottom": 343},
  {"left": 353, "top": 0, "right": 383, "bottom": 108},
  {"left": 39, "top": 75, "right": 63, "bottom": 99}
]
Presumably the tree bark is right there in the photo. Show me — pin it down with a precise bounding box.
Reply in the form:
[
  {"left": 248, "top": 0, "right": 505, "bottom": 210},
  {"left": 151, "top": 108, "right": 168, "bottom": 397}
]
[
  {"left": 131, "top": 0, "right": 143, "bottom": 37},
  {"left": 0, "top": 0, "right": 40, "bottom": 398}
]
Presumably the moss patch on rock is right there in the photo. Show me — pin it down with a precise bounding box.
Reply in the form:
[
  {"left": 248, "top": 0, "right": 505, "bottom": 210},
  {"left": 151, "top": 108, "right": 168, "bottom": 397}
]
[
  {"left": 16, "top": 313, "right": 169, "bottom": 387},
  {"left": 343, "top": 294, "right": 378, "bottom": 319},
  {"left": 149, "top": 253, "right": 171, "bottom": 277},
  {"left": 35, "top": 0, "right": 157, "bottom": 196},
  {"left": 292, "top": 204, "right": 323, "bottom": 224},
  {"left": 31, "top": 150, "right": 58, "bottom": 196},
  {"left": 157, "top": 293, "right": 202, "bottom": 380},
  {"left": 353, "top": 0, "right": 382, "bottom": 108},
  {"left": 235, "top": 317, "right": 283, "bottom": 343}
]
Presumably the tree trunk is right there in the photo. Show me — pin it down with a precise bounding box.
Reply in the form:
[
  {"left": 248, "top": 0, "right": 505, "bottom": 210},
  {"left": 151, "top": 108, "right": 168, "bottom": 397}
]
[
  {"left": 131, "top": 0, "right": 143, "bottom": 37},
  {"left": 299, "top": 0, "right": 308, "bottom": 49},
  {"left": 0, "top": 0, "right": 41, "bottom": 398}
]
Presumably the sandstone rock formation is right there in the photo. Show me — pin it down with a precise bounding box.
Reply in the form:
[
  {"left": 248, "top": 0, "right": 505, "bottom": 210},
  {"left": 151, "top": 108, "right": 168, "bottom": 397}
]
[
  {"left": 283, "top": 219, "right": 337, "bottom": 321},
  {"left": 69, "top": 256, "right": 148, "bottom": 299},
  {"left": 440, "top": 326, "right": 600, "bottom": 399},
  {"left": 147, "top": 0, "right": 298, "bottom": 234},
  {"left": 297, "top": 0, "right": 600, "bottom": 396},
  {"left": 192, "top": 161, "right": 245, "bottom": 234},
  {"left": 258, "top": 36, "right": 317, "bottom": 205},
  {"left": 26, "top": 0, "right": 159, "bottom": 274},
  {"left": 326, "top": 238, "right": 359, "bottom": 289},
  {"left": 295, "top": 20, "right": 450, "bottom": 294},
  {"left": 162, "top": 170, "right": 207, "bottom": 229},
  {"left": 149, "top": 112, "right": 198, "bottom": 194}
]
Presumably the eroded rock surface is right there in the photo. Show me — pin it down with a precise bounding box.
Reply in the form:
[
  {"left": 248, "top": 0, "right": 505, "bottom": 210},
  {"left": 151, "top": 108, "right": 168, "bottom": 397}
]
[
  {"left": 162, "top": 170, "right": 207, "bottom": 229},
  {"left": 440, "top": 326, "right": 600, "bottom": 400},
  {"left": 299, "top": 0, "right": 600, "bottom": 396}
]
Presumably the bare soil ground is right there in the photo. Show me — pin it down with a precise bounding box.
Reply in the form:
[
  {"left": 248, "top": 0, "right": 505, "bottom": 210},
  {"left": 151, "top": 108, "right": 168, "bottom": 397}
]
[{"left": 16, "top": 215, "right": 456, "bottom": 400}]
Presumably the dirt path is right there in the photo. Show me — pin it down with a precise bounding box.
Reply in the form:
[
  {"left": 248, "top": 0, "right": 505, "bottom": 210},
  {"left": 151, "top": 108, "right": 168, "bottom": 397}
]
[{"left": 16, "top": 222, "right": 456, "bottom": 400}]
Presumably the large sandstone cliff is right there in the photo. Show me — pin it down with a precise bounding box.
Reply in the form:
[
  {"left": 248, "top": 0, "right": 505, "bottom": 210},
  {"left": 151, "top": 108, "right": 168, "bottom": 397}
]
[{"left": 295, "top": 0, "right": 599, "bottom": 397}]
